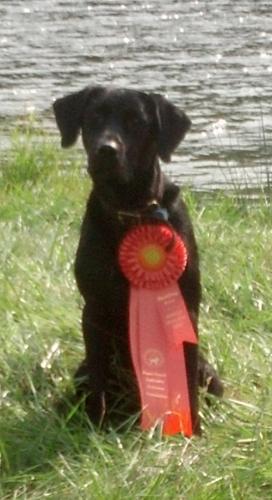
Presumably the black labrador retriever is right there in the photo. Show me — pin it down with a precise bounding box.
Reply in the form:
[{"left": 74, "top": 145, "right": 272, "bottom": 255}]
[{"left": 53, "top": 86, "right": 223, "bottom": 431}]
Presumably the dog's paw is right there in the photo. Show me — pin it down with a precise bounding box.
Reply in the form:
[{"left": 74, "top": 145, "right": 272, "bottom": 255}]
[
  {"left": 198, "top": 354, "right": 224, "bottom": 398},
  {"left": 84, "top": 392, "right": 106, "bottom": 427},
  {"left": 74, "top": 360, "right": 106, "bottom": 426}
]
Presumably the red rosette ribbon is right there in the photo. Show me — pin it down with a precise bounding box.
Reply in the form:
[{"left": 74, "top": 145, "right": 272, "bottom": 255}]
[
  {"left": 118, "top": 223, "right": 188, "bottom": 289},
  {"left": 118, "top": 222, "right": 199, "bottom": 437}
]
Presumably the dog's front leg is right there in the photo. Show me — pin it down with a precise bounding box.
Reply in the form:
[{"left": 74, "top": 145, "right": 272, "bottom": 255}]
[{"left": 75, "top": 303, "right": 109, "bottom": 426}]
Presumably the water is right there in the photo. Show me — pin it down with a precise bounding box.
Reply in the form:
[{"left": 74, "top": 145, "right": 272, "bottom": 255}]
[{"left": 1, "top": 0, "right": 271, "bottom": 190}]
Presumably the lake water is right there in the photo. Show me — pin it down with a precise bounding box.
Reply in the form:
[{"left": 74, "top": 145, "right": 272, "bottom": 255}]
[{"left": 1, "top": 0, "right": 271, "bottom": 190}]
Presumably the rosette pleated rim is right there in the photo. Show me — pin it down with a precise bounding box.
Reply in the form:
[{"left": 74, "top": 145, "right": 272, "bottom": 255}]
[{"left": 118, "top": 223, "right": 188, "bottom": 289}]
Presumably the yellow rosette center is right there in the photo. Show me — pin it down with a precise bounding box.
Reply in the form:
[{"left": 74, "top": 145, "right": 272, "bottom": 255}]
[{"left": 138, "top": 244, "right": 166, "bottom": 271}]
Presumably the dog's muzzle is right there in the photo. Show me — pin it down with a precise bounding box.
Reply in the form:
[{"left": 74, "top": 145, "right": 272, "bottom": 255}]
[{"left": 90, "top": 138, "right": 129, "bottom": 183}]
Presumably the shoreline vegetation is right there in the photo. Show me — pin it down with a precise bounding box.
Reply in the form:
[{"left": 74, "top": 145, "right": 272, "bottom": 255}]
[{"left": 0, "top": 129, "right": 271, "bottom": 498}]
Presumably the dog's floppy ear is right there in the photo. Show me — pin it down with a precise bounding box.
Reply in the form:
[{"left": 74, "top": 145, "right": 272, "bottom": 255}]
[
  {"left": 150, "top": 93, "right": 191, "bottom": 162},
  {"left": 53, "top": 86, "right": 103, "bottom": 148}
]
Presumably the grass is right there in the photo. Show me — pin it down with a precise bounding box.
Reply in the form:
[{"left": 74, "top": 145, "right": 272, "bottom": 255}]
[{"left": 0, "top": 128, "right": 272, "bottom": 499}]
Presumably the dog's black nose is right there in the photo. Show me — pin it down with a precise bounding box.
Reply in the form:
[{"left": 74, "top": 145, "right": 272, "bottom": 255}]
[{"left": 97, "top": 141, "right": 119, "bottom": 161}]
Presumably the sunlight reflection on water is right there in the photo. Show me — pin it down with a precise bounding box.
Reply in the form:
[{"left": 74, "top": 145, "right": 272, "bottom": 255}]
[{"left": 0, "top": 0, "right": 271, "bottom": 189}]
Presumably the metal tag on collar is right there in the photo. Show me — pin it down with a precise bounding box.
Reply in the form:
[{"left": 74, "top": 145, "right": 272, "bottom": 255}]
[{"left": 146, "top": 200, "right": 169, "bottom": 221}]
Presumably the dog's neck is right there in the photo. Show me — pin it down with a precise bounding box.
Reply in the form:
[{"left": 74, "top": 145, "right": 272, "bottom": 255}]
[
  {"left": 89, "top": 162, "right": 181, "bottom": 231},
  {"left": 92, "top": 158, "right": 165, "bottom": 214}
]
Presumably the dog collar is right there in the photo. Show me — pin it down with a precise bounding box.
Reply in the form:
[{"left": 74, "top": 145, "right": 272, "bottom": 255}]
[{"left": 117, "top": 200, "right": 169, "bottom": 225}]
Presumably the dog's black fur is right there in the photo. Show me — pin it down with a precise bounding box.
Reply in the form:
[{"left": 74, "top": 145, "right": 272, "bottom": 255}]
[{"left": 53, "top": 86, "right": 223, "bottom": 431}]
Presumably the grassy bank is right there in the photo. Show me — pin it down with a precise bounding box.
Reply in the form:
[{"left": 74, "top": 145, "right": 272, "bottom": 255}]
[{"left": 0, "top": 131, "right": 272, "bottom": 499}]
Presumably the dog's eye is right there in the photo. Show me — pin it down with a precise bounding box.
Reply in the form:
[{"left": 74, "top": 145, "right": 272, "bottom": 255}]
[
  {"left": 91, "top": 112, "right": 105, "bottom": 127},
  {"left": 90, "top": 105, "right": 110, "bottom": 127},
  {"left": 124, "top": 113, "right": 143, "bottom": 130}
]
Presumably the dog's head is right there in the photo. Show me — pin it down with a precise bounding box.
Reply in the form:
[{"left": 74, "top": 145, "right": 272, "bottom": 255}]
[{"left": 53, "top": 86, "right": 190, "bottom": 206}]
